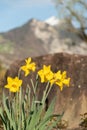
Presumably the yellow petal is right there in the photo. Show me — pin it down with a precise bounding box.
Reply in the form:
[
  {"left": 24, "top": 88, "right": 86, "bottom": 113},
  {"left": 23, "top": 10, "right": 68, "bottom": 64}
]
[
  {"left": 4, "top": 85, "right": 10, "bottom": 88},
  {"left": 62, "top": 71, "right": 67, "bottom": 79},
  {"left": 25, "top": 57, "right": 31, "bottom": 64},
  {"left": 7, "top": 77, "right": 13, "bottom": 83},
  {"left": 63, "top": 78, "right": 70, "bottom": 87},
  {"left": 56, "top": 81, "right": 63, "bottom": 91},
  {"left": 25, "top": 70, "right": 30, "bottom": 76}
]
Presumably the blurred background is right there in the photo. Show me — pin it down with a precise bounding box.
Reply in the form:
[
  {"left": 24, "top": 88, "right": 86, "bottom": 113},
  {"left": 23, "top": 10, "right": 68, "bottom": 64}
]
[{"left": 0, "top": 0, "right": 87, "bottom": 79}]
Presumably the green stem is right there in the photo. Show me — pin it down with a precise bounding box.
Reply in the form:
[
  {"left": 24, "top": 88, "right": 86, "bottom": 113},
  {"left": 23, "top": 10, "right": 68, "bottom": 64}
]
[
  {"left": 45, "top": 84, "right": 53, "bottom": 101},
  {"left": 18, "top": 87, "right": 22, "bottom": 130},
  {"left": 41, "top": 82, "right": 50, "bottom": 106}
]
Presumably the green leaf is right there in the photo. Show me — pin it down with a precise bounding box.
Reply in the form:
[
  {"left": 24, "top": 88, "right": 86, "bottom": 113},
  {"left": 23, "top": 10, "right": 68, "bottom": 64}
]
[
  {"left": 3, "top": 92, "right": 16, "bottom": 130},
  {"left": 26, "top": 104, "right": 44, "bottom": 130},
  {"left": 37, "top": 97, "right": 56, "bottom": 129},
  {"left": 0, "top": 107, "right": 6, "bottom": 125}
]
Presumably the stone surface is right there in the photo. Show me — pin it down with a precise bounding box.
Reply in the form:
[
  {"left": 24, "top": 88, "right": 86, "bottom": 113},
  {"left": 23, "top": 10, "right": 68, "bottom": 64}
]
[{"left": 2, "top": 53, "right": 87, "bottom": 129}]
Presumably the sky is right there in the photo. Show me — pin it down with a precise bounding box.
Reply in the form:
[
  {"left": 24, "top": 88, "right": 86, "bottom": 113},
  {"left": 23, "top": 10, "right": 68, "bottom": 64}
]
[{"left": 0, "top": 0, "right": 57, "bottom": 32}]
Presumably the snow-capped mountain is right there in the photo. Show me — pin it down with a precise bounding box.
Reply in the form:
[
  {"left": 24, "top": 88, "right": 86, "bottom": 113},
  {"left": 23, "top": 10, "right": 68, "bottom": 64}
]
[
  {"left": 44, "top": 16, "right": 60, "bottom": 26},
  {"left": 0, "top": 17, "right": 87, "bottom": 68}
]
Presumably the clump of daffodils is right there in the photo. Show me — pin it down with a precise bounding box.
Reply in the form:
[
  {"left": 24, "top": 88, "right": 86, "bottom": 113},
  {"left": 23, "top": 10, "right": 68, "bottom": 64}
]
[
  {"left": 0, "top": 57, "right": 70, "bottom": 130},
  {"left": 37, "top": 65, "right": 70, "bottom": 91}
]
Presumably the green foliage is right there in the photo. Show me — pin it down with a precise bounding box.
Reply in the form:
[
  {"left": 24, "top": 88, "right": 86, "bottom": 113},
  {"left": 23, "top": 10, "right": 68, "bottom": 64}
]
[
  {"left": 0, "top": 35, "right": 14, "bottom": 53},
  {"left": 0, "top": 42, "right": 13, "bottom": 53},
  {"left": 0, "top": 57, "right": 70, "bottom": 130},
  {"left": 0, "top": 76, "right": 63, "bottom": 130}
]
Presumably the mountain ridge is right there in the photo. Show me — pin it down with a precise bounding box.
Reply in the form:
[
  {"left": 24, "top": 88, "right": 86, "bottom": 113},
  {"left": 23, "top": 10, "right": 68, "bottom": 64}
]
[{"left": 0, "top": 18, "right": 87, "bottom": 68}]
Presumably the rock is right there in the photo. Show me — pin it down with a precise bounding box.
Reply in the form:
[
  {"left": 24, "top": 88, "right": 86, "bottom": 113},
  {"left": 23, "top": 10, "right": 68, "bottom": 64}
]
[{"left": 2, "top": 53, "right": 87, "bottom": 129}]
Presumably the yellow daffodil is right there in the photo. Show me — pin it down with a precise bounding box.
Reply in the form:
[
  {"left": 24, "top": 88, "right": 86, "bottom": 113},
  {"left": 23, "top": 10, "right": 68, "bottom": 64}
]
[
  {"left": 38, "top": 65, "right": 54, "bottom": 83},
  {"left": 5, "top": 77, "right": 22, "bottom": 92},
  {"left": 50, "top": 71, "right": 70, "bottom": 91},
  {"left": 20, "top": 57, "right": 36, "bottom": 76}
]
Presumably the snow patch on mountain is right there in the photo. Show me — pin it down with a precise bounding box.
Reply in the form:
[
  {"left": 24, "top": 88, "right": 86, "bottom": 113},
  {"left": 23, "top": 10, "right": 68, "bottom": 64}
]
[{"left": 44, "top": 16, "right": 60, "bottom": 26}]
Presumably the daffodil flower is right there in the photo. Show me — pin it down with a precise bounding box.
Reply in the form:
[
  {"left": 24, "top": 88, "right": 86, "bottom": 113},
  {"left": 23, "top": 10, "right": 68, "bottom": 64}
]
[
  {"left": 20, "top": 57, "right": 36, "bottom": 76},
  {"left": 38, "top": 65, "right": 54, "bottom": 83},
  {"left": 50, "top": 71, "right": 70, "bottom": 91},
  {"left": 5, "top": 77, "right": 22, "bottom": 92}
]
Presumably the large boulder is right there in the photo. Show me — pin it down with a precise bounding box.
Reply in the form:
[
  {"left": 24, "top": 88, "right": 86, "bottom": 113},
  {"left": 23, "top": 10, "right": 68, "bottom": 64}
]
[{"left": 2, "top": 53, "right": 87, "bottom": 129}]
